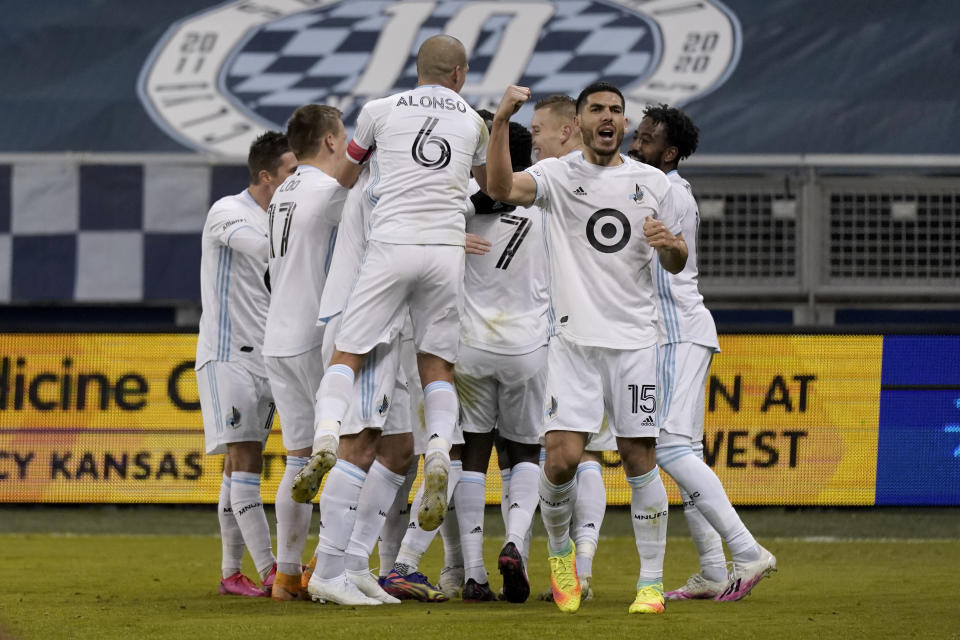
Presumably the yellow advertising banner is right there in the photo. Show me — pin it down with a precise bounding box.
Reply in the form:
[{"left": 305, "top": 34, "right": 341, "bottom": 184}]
[{"left": 0, "top": 333, "right": 882, "bottom": 505}]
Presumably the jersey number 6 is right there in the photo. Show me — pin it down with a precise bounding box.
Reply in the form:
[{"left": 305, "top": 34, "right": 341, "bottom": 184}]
[{"left": 411, "top": 116, "right": 451, "bottom": 170}]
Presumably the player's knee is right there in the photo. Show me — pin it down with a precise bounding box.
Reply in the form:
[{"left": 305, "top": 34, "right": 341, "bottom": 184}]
[{"left": 655, "top": 432, "right": 695, "bottom": 468}]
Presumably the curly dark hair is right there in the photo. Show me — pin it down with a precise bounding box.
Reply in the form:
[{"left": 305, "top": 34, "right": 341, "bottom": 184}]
[
  {"left": 641, "top": 104, "right": 699, "bottom": 161},
  {"left": 474, "top": 109, "right": 532, "bottom": 171}
]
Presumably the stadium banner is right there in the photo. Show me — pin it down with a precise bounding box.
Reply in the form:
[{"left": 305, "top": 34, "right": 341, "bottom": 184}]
[{"left": 0, "top": 333, "right": 957, "bottom": 505}]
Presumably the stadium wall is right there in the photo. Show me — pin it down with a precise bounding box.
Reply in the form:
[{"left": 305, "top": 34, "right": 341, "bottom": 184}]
[{"left": 1, "top": 332, "right": 956, "bottom": 506}]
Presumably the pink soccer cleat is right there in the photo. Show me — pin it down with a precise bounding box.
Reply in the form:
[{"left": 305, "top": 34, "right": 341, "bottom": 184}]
[
  {"left": 715, "top": 547, "right": 777, "bottom": 602},
  {"left": 260, "top": 563, "right": 277, "bottom": 596},
  {"left": 219, "top": 571, "right": 269, "bottom": 597}
]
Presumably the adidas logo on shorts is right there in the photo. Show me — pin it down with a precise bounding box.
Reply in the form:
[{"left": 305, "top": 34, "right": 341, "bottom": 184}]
[
  {"left": 641, "top": 416, "right": 656, "bottom": 426},
  {"left": 573, "top": 186, "right": 587, "bottom": 195}
]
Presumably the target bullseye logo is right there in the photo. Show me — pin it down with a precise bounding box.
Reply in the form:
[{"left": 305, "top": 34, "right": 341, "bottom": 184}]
[{"left": 586, "top": 209, "right": 631, "bottom": 254}]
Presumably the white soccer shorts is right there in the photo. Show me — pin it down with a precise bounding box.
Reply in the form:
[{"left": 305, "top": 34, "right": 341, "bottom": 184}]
[
  {"left": 455, "top": 344, "right": 547, "bottom": 445},
  {"left": 323, "top": 314, "right": 408, "bottom": 437},
  {"left": 197, "top": 361, "right": 275, "bottom": 455},
  {"left": 542, "top": 336, "right": 660, "bottom": 440},
  {"left": 585, "top": 415, "right": 617, "bottom": 452},
  {"left": 335, "top": 241, "right": 464, "bottom": 364},
  {"left": 656, "top": 342, "right": 714, "bottom": 445},
  {"left": 264, "top": 344, "right": 325, "bottom": 452}
]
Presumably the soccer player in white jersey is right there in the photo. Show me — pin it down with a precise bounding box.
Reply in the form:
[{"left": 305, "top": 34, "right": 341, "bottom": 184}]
[
  {"left": 451, "top": 118, "right": 546, "bottom": 603},
  {"left": 630, "top": 105, "right": 777, "bottom": 602},
  {"left": 261, "top": 105, "right": 348, "bottom": 601},
  {"left": 294, "top": 35, "right": 489, "bottom": 536},
  {"left": 530, "top": 94, "right": 610, "bottom": 603},
  {"left": 300, "top": 156, "right": 420, "bottom": 606},
  {"left": 486, "top": 82, "right": 688, "bottom": 615},
  {"left": 195, "top": 132, "right": 297, "bottom": 597}
]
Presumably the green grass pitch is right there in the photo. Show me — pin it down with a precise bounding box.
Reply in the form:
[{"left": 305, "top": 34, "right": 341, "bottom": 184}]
[{"left": 1, "top": 507, "right": 958, "bottom": 639}]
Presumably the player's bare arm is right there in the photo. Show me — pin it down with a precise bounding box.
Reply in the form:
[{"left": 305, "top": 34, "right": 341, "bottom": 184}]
[
  {"left": 486, "top": 86, "right": 537, "bottom": 206},
  {"left": 643, "top": 216, "right": 687, "bottom": 273},
  {"left": 465, "top": 232, "right": 492, "bottom": 255},
  {"left": 337, "top": 156, "right": 365, "bottom": 189}
]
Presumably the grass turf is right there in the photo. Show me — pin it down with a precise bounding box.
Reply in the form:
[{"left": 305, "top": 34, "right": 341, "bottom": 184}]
[{"left": 1, "top": 508, "right": 958, "bottom": 639}]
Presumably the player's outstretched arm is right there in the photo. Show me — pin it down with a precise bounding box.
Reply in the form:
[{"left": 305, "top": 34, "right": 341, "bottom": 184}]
[
  {"left": 643, "top": 217, "right": 687, "bottom": 273},
  {"left": 486, "top": 86, "right": 537, "bottom": 207}
]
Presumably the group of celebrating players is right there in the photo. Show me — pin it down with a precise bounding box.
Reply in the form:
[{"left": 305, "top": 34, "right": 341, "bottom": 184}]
[{"left": 195, "top": 34, "right": 776, "bottom": 615}]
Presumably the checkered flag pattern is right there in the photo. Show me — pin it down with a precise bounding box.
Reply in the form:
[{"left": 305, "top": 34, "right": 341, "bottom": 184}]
[
  {"left": 0, "top": 161, "right": 249, "bottom": 303},
  {"left": 223, "top": 0, "right": 657, "bottom": 130}
]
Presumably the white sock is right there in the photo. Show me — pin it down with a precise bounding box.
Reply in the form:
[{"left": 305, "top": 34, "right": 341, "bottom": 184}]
[
  {"left": 230, "top": 471, "right": 276, "bottom": 578},
  {"left": 218, "top": 473, "right": 244, "bottom": 578},
  {"left": 439, "top": 494, "right": 463, "bottom": 569},
  {"left": 423, "top": 381, "right": 458, "bottom": 450},
  {"left": 681, "top": 489, "right": 727, "bottom": 582},
  {"left": 505, "top": 462, "right": 538, "bottom": 552},
  {"left": 394, "top": 460, "right": 462, "bottom": 575},
  {"left": 378, "top": 463, "right": 417, "bottom": 576},
  {"left": 345, "top": 460, "right": 406, "bottom": 573},
  {"left": 658, "top": 444, "right": 760, "bottom": 564},
  {"left": 539, "top": 468, "right": 577, "bottom": 555},
  {"left": 572, "top": 461, "right": 605, "bottom": 577},
  {"left": 499, "top": 468, "right": 511, "bottom": 532},
  {"left": 315, "top": 460, "right": 366, "bottom": 579},
  {"left": 627, "top": 467, "right": 667, "bottom": 585},
  {"left": 275, "top": 456, "right": 312, "bottom": 575},
  {"left": 455, "top": 471, "right": 487, "bottom": 584},
  {"left": 313, "top": 364, "right": 355, "bottom": 445}
]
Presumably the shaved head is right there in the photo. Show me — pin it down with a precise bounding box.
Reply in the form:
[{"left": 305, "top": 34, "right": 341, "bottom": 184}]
[{"left": 416, "top": 34, "right": 468, "bottom": 85}]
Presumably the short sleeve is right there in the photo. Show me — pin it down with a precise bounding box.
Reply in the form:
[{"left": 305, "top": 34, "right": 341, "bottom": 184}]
[
  {"left": 473, "top": 120, "right": 489, "bottom": 166},
  {"left": 207, "top": 204, "right": 252, "bottom": 246},
  {"left": 658, "top": 183, "right": 684, "bottom": 235},
  {"left": 347, "top": 102, "right": 377, "bottom": 164},
  {"left": 524, "top": 161, "right": 550, "bottom": 209}
]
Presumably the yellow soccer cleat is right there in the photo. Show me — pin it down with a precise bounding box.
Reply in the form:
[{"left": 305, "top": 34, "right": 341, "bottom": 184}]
[
  {"left": 547, "top": 541, "right": 581, "bottom": 613},
  {"left": 272, "top": 570, "right": 306, "bottom": 601},
  {"left": 629, "top": 583, "right": 665, "bottom": 615}
]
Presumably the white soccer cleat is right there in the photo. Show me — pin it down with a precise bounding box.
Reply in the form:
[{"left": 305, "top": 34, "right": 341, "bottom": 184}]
[
  {"left": 438, "top": 565, "right": 465, "bottom": 599},
  {"left": 291, "top": 432, "right": 338, "bottom": 503},
  {"left": 715, "top": 546, "right": 777, "bottom": 602},
  {"left": 307, "top": 572, "right": 383, "bottom": 606},
  {"left": 417, "top": 451, "right": 449, "bottom": 531},
  {"left": 664, "top": 573, "right": 727, "bottom": 600},
  {"left": 347, "top": 569, "right": 401, "bottom": 604}
]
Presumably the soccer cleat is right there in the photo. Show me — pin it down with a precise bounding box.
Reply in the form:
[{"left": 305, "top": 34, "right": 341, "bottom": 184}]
[
  {"left": 219, "top": 571, "right": 268, "bottom": 597},
  {"left": 462, "top": 578, "right": 496, "bottom": 602},
  {"left": 664, "top": 573, "right": 726, "bottom": 600},
  {"left": 498, "top": 542, "right": 530, "bottom": 603},
  {"left": 347, "top": 569, "right": 401, "bottom": 604},
  {"left": 300, "top": 557, "right": 316, "bottom": 593},
  {"left": 271, "top": 570, "right": 306, "bottom": 601},
  {"left": 581, "top": 576, "right": 594, "bottom": 602},
  {"left": 291, "top": 434, "right": 338, "bottom": 503},
  {"left": 306, "top": 572, "right": 382, "bottom": 606},
  {"left": 260, "top": 563, "right": 277, "bottom": 595},
  {"left": 438, "top": 566, "right": 465, "bottom": 599},
  {"left": 629, "top": 583, "right": 665, "bottom": 614},
  {"left": 380, "top": 571, "right": 449, "bottom": 602},
  {"left": 417, "top": 452, "right": 449, "bottom": 531},
  {"left": 715, "top": 546, "right": 777, "bottom": 602},
  {"left": 547, "top": 541, "right": 581, "bottom": 613}
]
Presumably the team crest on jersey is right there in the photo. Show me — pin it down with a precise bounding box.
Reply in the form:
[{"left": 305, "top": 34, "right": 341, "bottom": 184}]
[
  {"left": 631, "top": 184, "right": 645, "bottom": 204},
  {"left": 138, "top": 0, "right": 741, "bottom": 156}
]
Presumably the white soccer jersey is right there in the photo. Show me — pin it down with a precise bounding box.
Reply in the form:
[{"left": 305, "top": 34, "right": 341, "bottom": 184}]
[
  {"left": 346, "top": 84, "right": 489, "bottom": 245},
  {"left": 651, "top": 171, "right": 719, "bottom": 351},
  {"left": 316, "top": 164, "right": 375, "bottom": 323},
  {"left": 262, "top": 165, "right": 347, "bottom": 357},
  {"left": 526, "top": 152, "right": 681, "bottom": 349},
  {"left": 462, "top": 181, "right": 550, "bottom": 354},
  {"left": 196, "top": 190, "right": 271, "bottom": 377}
]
